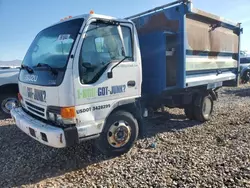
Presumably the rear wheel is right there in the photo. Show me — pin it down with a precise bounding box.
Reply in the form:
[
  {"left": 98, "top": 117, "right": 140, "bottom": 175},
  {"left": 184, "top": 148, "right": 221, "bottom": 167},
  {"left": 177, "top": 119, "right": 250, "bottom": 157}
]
[
  {"left": 0, "top": 93, "right": 18, "bottom": 118},
  {"left": 95, "top": 110, "right": 139, "bottom": 156},
  {"left": 193, "top": 94, "right": 214, "bottom": 122},
  {"left": 184, "top": 105, "right": 195, "bottom": 120}
]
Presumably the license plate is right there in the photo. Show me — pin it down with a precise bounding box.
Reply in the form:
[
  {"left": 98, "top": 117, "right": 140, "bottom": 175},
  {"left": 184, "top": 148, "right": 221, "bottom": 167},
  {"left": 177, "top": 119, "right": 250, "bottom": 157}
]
[{"left": 29, "top": 127, "right": 36, "bottom": 138}]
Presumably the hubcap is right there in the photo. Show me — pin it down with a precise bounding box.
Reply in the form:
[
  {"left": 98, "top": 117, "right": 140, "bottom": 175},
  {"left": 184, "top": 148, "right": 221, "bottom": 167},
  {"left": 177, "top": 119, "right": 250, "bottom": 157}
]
[
  {"left": 107, "top": 120, "right": 131, "bottom": 148},
  {"left": 202, "top": 97, "right": 212, "bottom": 118},
  {"left": 1, "top": 98, "right": 18, "bottom": 114}
]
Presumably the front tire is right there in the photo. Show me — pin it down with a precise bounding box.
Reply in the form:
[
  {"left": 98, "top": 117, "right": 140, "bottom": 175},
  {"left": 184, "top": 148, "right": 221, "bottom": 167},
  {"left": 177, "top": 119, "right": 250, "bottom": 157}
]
[
  {"left": 0, "top": 93, "right": 18, "bottom": 119},
  {"left": 95, "top": 111, "right": 139, "bottom": 156}
]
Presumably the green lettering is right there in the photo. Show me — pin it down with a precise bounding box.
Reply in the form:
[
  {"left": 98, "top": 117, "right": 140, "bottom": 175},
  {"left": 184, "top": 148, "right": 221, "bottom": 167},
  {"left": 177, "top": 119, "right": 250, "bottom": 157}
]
[
  {"left": 83, "top": 90, "right": 88, "bottom": 98},
  {"left": 77, "top": 89, "right": 83, "bottom": 99},
  {"left": 77, "top": 88, "right": 97, "bottom": 99}
]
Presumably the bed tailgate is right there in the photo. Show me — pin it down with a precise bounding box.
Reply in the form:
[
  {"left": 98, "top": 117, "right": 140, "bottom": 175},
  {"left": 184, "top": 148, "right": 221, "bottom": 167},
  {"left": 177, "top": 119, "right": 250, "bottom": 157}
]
[{"left": 185, "top": 8, "right": 242, "bottom": 88}]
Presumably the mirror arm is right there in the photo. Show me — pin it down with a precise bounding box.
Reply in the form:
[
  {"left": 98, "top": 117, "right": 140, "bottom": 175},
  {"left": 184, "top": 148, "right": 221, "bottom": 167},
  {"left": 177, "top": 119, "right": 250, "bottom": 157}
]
[{"left": 107, "top": 56, "right": 128, "bottom": 78}]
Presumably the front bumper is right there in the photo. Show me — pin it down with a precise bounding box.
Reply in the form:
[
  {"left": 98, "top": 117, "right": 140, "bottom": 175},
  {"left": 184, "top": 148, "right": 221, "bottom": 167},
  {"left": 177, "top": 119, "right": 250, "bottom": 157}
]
[{"left": 10, "top": 107, "right": 78, "bottom": 148}]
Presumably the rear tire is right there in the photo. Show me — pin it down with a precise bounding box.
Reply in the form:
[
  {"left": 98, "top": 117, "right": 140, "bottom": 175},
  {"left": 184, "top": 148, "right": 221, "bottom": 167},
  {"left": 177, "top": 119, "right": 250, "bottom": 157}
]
[
  {"left": 95, "top": 110, "right": 139, "bottom": 156},
  {"left": 0, "top": 93, "right": 18, "bottom": 119},
  {"left": 184, "top": 105, "right": 195, "bottom": 120},
  {"left": 193, "top": 94, "right": 213, "bottom": 122}
]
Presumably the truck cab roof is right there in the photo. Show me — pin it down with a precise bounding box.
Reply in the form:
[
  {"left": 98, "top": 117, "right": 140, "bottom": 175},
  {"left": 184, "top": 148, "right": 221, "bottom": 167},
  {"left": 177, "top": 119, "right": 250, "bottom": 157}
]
[{"left": 48, "top": 13, "right": 133, "bottom": 30}]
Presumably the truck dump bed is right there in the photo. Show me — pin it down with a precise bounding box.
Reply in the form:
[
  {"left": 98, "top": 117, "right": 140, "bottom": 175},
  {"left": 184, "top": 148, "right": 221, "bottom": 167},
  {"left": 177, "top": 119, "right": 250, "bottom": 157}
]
[{"left": 128, "top": 0, "right": 242, "bottom": 95}]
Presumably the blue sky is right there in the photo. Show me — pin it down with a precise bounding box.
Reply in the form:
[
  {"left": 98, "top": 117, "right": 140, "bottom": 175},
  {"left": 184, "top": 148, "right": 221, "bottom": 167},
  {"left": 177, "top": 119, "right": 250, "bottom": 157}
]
[{"left": 0, "top": 0, "right": 249, "bottom": 61}]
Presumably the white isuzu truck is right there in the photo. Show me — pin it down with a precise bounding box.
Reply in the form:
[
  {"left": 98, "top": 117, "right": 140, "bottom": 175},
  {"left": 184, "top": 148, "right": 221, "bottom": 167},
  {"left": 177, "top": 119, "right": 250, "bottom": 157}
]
[{"left": 11, "top": 0, "right": 242, "bottom": 155}]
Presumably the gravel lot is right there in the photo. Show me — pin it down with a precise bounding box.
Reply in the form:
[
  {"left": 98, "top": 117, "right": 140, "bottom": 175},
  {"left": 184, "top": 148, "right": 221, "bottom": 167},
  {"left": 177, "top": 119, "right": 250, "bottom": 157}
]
[{"left": 1, "top": 85, "right": 250, "bottom": 187}]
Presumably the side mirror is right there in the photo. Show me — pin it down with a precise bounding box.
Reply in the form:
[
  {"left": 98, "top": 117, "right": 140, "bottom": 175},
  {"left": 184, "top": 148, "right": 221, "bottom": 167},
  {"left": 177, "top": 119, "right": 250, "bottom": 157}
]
[{"left": 107, "top": 72, "right": 113, "bottom": 78}]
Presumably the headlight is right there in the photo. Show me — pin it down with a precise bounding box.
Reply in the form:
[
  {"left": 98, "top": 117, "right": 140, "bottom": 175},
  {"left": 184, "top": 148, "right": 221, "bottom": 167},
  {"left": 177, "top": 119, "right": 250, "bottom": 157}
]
[
  {"left": 47, "top": 106, "right": 76, "bottom": 126},
  {"left": 55, "top": 114, "right": 64, "bottom": 125},
  {"left": 48, "top": 112, "right": 56, "bottom": 122}
]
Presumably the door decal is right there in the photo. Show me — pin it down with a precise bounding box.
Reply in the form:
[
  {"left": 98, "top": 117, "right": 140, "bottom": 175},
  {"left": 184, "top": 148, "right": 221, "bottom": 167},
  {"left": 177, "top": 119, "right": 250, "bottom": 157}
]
[{"left": 77, "top": 84, "right": 126, "bottom": 99}]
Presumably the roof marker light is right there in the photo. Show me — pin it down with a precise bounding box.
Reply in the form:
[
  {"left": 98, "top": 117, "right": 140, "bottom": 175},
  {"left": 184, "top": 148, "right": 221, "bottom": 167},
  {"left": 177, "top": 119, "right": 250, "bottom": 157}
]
[{"left": 60, "top": 16, "right": 72, "bottom": 21}]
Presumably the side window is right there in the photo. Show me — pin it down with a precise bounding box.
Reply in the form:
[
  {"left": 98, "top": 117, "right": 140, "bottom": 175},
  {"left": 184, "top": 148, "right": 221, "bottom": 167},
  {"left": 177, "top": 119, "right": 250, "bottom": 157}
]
[
  {"left": 121, "top": 26, "right": 133, "bottom": 59},
  {"left": 95, "top": 37, "right": 105, "bottom": 52},
  {"left": 79, "top": 22, "right": 133, "bottom": 84}
]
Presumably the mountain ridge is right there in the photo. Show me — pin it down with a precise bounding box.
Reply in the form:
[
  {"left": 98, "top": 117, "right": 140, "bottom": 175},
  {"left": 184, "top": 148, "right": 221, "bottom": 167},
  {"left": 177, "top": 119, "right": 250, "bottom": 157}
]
[{"left": 0, "top": 60, "right": 22, "bottom": 66}]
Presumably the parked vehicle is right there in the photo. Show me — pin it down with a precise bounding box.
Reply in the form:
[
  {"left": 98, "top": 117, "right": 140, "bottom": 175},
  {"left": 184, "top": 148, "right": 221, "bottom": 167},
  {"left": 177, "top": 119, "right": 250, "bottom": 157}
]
[
  {"left": 10, "top": 0, "right": 242, "bottom": 156},
  {"left": 240, "top": 57, "right": 250, "bottom": 83},
  {"left": 0, "top": 66, "right": 20, "bottom": 118}
]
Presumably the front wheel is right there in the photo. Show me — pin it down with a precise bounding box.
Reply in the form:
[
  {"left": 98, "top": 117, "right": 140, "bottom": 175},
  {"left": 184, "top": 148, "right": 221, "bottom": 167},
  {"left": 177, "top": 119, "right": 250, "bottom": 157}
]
[{"left": 95, "top": 111, "right": 139, "bottom": 156}]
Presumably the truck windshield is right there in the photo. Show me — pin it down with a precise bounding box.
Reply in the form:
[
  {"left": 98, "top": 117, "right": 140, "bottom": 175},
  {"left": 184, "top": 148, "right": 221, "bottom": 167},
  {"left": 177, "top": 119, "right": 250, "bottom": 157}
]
[{"left": 22, "top": 18, "right": 84, "bottom": 69}]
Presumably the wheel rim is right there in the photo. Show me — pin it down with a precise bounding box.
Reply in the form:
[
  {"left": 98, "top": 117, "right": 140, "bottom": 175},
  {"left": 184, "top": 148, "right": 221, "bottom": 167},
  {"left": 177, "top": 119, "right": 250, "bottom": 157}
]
[
  {"left": 1, "top": 98, "right": 18, "bottom": 114},
  {"left": 107, "top": 120, "right": 131, "bottom": 148},
  {"left": 202, "top": 97, "right": 212, "bottom": 119}
]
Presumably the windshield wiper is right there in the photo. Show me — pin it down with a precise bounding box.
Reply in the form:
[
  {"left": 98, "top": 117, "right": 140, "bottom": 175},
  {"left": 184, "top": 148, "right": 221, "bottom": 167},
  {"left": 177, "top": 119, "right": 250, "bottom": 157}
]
[
  {"left": 35, "top": 63, "right": 58, "bottom": 75},
  {"left": 20, "top": 64, "right": 34, "bottom": 74}
]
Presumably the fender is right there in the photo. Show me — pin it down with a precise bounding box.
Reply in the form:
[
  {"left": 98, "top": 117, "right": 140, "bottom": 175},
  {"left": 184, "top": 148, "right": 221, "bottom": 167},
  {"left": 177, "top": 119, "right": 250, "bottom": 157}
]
[
  {"left": 104, "top": 97, "right": 145, "bottom": 137},
  {"left": 0, "top": 83, "right": 19, "bottom": 95}
]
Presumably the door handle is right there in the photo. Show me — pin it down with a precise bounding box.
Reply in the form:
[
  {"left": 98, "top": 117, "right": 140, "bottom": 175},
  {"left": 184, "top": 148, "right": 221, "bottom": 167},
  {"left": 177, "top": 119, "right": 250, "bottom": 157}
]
[{"left": 127, "top": 80, "right": 136, "bottom": 87}]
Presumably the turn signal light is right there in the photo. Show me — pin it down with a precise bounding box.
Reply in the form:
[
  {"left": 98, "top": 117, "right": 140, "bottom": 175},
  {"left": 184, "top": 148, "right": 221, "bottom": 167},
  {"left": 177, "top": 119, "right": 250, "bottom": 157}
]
[{"left": 60, "top": 107, "right": 76, "bottom": 119}]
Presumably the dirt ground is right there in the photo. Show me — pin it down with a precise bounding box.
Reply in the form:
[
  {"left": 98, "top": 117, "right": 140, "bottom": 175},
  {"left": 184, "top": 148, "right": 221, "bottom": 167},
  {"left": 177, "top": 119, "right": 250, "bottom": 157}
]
[{"left": 1, "top": 85, "right": 250, "bottom": 187}]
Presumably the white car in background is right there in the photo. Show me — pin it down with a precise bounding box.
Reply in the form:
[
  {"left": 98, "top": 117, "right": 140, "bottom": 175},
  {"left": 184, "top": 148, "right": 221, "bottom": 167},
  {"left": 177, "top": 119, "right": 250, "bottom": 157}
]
[
  {"left": 240, "top": 57, "right": 250, "bottom": 83},
  {"left": 0, "top": 66, "right": 20, "bottom": 118}
]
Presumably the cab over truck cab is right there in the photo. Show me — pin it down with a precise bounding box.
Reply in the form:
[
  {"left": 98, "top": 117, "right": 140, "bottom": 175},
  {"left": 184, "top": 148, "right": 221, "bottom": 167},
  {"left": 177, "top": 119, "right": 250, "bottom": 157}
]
[{"left": 11, "top": 0, "right": 242, "bottom": 156}]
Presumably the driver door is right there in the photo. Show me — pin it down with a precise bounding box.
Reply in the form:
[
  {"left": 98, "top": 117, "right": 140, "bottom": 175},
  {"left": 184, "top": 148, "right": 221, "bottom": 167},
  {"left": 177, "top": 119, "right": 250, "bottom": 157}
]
[{"left": 72, "top": 19, "right": 141, "bottom": 127}]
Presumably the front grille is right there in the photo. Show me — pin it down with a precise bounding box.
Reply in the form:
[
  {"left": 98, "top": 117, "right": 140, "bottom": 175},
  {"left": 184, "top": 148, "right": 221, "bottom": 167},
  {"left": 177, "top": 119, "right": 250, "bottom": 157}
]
[
  {"left": 22, "top": 106, "right": 67, "bottom": 129},
  {"left": 25, "top": 101, "right": 45, "bottom": 118},
  {"left": 22, "top": 107, "right": 50, "bottom": 124}
]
